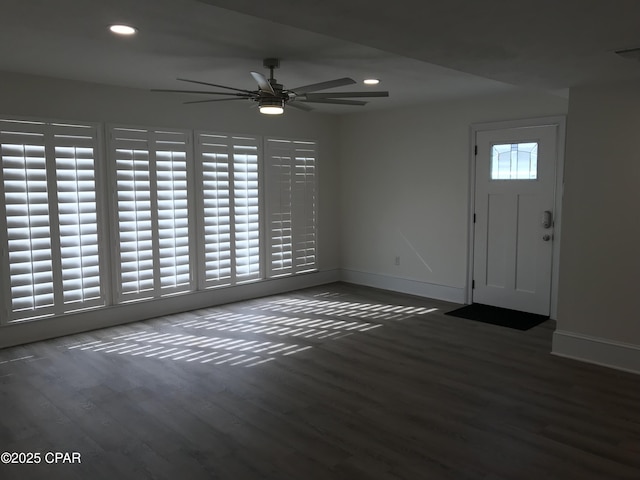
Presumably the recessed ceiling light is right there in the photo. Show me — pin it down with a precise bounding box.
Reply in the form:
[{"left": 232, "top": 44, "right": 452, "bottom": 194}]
[
  {"left": 109, "top": 24, "right": 138, "bottom": 36},
  {"left": 364, "top": 78, "right": 380, "bottom": 85}
]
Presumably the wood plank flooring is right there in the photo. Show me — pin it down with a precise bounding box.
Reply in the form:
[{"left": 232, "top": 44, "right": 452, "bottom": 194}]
[{"left": 0, "top": 282, "right": 639, "bottom": 479}]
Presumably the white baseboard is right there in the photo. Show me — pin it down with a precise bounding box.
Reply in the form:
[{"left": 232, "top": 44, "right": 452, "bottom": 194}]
[
  {"left": 0, "top": 269, "right": 340, "bottom": 349},
  {"left": 552, "top": 330, "right": 640, "bottom": 375},
  {"left": 339, "top": 269, "right": 465, "bottom": 304}
]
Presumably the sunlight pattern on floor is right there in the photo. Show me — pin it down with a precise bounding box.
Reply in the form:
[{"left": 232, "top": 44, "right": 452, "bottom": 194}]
[
  {"left": 312, "top": 291, "right": 346, "bottom": 298},
  {"left": 254, "top": 298, "right": 437, "bottom": 321},
  {"left": 66, "top": 295, "right": 438, "bottom": 368},
  {"left": 68, "top": 332, "right": 312, "bottom": 367},
  {"left": 0, "top": 354, "right": 35, "bottom": 365},
  {"left": 175, "top": 311, "right": 382, "bottom": 339}
]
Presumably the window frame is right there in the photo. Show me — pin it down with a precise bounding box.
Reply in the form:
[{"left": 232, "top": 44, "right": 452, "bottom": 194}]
[
  {"left": 0, "top": 114, "right": 320, "bottom": 325},
  {"left": 0, "top": 116, "right": 108, "bottom": 324},
  {"left": 107, "top": 124, "right": 197, "bottom": 304},
  {"left": 194, "top": 131, "right": 265, "bottom": 289}
]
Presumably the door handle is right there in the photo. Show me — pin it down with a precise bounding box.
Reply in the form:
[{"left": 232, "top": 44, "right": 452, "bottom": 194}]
[{"left": 542, "top": 210, "right": 553, "bottom": 229}]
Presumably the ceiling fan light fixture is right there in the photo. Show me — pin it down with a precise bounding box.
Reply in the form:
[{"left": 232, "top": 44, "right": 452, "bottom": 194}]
[
  {"left": 258, "top": 97, "right": 284, "bottom": 115},
  {"left": 109, "top": 24, "right": 138, "bottom": 36},
  {"left": 364, "top": 78, "right": 380, "bottom": 85},
  {"left": 153, "top": 59, "right": 389, "bottom": 114}
]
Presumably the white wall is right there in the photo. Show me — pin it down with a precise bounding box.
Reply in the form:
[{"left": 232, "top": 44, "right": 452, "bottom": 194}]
[
  {"left": 554, "top": 81, "right": 640, "bottom": 374},
  {"left": 0, "top": 70, "right": 341, "bottom": 347},
  {"left": 338, "top": 90, "right": 568, "bottom": 302}
]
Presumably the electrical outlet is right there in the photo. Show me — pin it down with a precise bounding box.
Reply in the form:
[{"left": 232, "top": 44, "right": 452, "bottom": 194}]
[{"left": 395, "top": 256, "right": 400, "bottom": 266}]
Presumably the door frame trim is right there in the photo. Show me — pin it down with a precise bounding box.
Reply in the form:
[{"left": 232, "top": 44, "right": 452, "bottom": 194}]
[{"left": 466, "top": 116, "right": 566, "bottom": 319}]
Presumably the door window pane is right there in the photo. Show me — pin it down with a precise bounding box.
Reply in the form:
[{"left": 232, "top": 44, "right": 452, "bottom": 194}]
[{"left": 491, "top": 142, "right": 538, "bottom": 180}]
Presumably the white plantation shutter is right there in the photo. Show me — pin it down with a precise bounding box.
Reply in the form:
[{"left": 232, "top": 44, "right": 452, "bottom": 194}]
[
  {"left": 265, "top": 139, "right": 317, "bottom": 277},
  {"left": 54, "top": 124, "right": 103, "bottom": 308},
  {"left": 196, "top": 133, "right": 232, "bottom": 286},
  {"left": 156, "top": 134, "right": 191, "bottom": 289},
  {"left": 0, "top": 119, "right": 104, "bottom": 322},
  {"left": 234, "top": 140, "right": 261, "bottom": 282},
  {"left": 110, "top": 126, "right": 193, "bottom": 301},
  {"left": 196, "top": 133, "right": 261, "bottom": 287},
  {"left": 1, "top": 124, "right": 54, "bottom": 317},
  {"left": 265, "top": 140, "right": 292, "bottom": 275},
  {"left": 113, "top": 128, "right": 153, "bottom": 296},
  {"left": 292, "top": 142, "right": 317, "bottom": 272},
  {"left": 0, "top": 115, "right": 320, "bottom": 325}
]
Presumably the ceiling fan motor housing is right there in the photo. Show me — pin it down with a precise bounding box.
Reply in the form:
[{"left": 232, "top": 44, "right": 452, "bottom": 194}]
[
  {"left": 267, "top": 81, "right": 286, "bottom": 98},
  {"left": 258, "top": 96, "right": 285, "bottom": 108}
]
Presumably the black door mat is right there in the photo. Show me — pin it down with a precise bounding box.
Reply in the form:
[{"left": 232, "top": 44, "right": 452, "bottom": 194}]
[{"left": 445, "top": 303, "right": 548, "bottom": 331}]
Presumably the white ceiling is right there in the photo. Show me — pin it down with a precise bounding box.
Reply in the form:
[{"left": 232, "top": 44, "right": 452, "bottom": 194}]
[{"left": 2, "top": 0, "right": 640, "bottom": 114}]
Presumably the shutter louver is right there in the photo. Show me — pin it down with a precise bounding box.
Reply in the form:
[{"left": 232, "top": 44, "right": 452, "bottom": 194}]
[
  {"left": 266, "top": 139, "right": 317, "bottom": 277},
  {"left": 265, "top": 143, "right": 293, "bottom": 276},
  {"left": 2, "top": 135, "right": 54, "bottom": 314},
  {"left": 155, "top": 132, "right": 190, "bottom": 289},
  {"left": 54, "top": 124, "right": 102, "bottom": 308},
  {"left": 197, "top": 133, "right": 232, "bottom": 286},
  {"left": 293, "top": 145, "right": 317, "bottom": 272},
  {"left": 114, "top": 129, "right": 154, "bottom": 296},
  {"left": 234, "top": 141, "right": 261, "bottom": 282},
  {"left": 0, "top": 119, "right": 103, "bottom": 322}
]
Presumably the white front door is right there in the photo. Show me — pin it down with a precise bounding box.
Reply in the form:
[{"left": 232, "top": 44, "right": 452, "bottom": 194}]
[{"left": 472, "top": 124, "right": 558, "bottom": 316}]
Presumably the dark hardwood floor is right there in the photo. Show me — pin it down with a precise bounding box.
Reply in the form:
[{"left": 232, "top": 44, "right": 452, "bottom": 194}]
[{"left": 1, "top": 282, "right": 639, "bottom": 479}]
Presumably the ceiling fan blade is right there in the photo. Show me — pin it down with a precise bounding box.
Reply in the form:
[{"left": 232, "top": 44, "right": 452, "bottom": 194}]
[
  {"left": 250, "top": 71, "right": 276, "bottom": 95},
  {"left": 287, "top": 102, "right": 314, "bottom": 112},
  {"left": 183, "top": 97, "right": 252, "bottom": 105},
  {"left": 300, "top": 98, "right": 367, "bottom": 106},
  {"left": 290, "top": 77, "right": 356, "bottom": 94},
  {"left": 303, "top": 91, "right": 389, "bottom": 99},
  {"left": 177, "top": 77, "right": 255, "bottom": 94},
  {"left": 152, "top": 89, "right": 252, "bottom": 97}
]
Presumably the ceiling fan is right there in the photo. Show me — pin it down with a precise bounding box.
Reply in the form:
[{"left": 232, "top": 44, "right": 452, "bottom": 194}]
[{"left": 152, "top": 58, "right": 389, "bottom": 115}]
